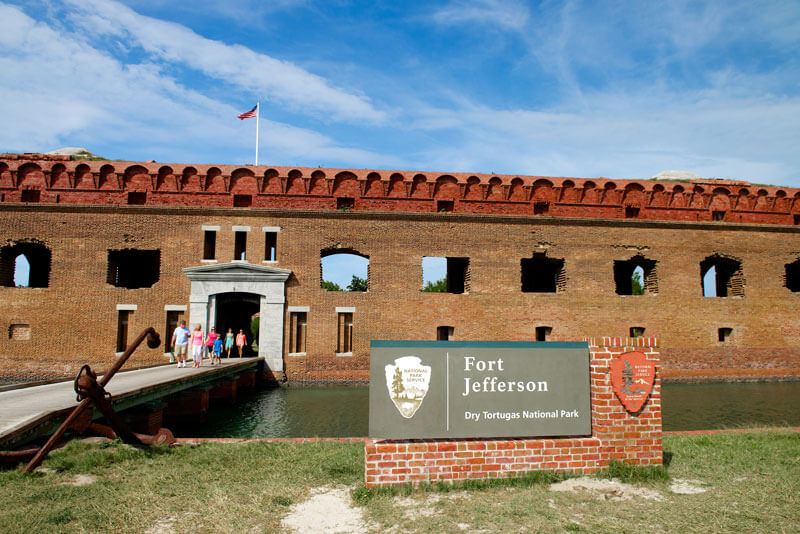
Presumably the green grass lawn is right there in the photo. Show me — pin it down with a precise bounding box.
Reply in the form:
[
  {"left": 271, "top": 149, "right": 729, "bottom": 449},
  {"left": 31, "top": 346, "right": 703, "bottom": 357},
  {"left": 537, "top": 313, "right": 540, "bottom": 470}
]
[{"left": 0, "top": 430, "right": 798, "bottom": 533}]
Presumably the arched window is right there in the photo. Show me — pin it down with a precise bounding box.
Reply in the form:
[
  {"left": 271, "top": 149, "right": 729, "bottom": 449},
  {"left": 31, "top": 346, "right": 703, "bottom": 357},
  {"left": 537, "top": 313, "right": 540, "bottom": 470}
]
[
  {"left": 701, "top": 254, "right": 744, "bottom": 297},
  {"left": 0, "top": 242, "right": 51, "bottom": 288},
  {"left": 614, "top": 255, "right": 658, "bottom": 295}
]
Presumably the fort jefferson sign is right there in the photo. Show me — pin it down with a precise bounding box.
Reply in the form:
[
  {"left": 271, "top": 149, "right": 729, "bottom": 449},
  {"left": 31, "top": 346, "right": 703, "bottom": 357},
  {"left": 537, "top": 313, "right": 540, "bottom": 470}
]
[{"left": 369, "top": 341, "right": 592, "bottom": 439}]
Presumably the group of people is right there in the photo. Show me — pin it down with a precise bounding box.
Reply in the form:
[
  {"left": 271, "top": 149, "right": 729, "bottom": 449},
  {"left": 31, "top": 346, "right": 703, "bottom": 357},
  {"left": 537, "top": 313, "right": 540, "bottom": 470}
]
[{"left": 170, "top": 321, "right": 248, "bottom": 368}]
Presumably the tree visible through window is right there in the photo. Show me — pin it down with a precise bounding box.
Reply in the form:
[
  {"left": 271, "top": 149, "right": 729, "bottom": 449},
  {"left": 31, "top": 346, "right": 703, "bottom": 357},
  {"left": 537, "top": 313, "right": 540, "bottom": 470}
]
[{"left": 320, "top": 249, "right": 369, "bottom": 291}]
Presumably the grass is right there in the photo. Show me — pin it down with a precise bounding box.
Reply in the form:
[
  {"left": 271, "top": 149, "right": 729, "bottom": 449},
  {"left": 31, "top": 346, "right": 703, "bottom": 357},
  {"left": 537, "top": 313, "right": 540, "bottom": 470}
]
[{"left": 0, "top": 430, "right": 798, "bottom": 532}]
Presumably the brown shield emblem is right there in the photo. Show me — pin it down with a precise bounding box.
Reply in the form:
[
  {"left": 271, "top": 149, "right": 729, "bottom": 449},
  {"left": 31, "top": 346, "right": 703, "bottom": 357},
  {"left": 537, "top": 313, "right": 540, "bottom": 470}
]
[{"left": 610, "top": 351, "right": 655, "bottom": 413}]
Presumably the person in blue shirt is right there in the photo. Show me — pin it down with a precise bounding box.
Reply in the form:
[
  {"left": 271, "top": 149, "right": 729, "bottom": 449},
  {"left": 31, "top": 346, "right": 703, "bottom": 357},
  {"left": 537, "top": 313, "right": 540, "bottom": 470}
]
[{"left": 212, "top": 335, "right": 224, "bottom": 365}]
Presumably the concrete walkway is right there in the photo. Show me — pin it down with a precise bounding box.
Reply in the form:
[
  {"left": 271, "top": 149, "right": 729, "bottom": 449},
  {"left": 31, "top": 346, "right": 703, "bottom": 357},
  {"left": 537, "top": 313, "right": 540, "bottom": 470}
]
[{"left": 0, "top": 357, "right": 260, "bottom": 448}]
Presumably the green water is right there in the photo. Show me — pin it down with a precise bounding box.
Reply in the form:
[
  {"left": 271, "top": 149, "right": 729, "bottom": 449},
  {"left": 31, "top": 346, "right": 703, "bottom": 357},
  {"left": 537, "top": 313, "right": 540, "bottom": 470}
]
[{"left": 180, "top": 382, "right": 800, "bottom": 438}]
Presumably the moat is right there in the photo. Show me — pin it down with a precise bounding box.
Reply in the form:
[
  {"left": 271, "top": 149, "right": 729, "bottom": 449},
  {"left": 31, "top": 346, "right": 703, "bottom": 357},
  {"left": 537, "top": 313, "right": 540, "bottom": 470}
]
[{"left": 175, "top": 381, "right": 800, "bottom": 438}]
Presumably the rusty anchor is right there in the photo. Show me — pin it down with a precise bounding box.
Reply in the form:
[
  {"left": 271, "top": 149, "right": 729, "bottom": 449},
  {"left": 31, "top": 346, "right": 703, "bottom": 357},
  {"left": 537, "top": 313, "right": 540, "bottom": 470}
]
[{"left": 6, "top": 327, "right": 176, "bottom": 473}]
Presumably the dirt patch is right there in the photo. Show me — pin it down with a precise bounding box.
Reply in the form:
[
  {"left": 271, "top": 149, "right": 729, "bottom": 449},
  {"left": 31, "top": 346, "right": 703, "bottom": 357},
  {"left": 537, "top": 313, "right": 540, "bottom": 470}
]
[
  {"left": 281, "top": 486, "right": 372, "bottom": 533},
  {"left": 145, "top": 516, "right": 177, "bottom": 534},
  {"left": 549, "top": 476, "right": 664, "bottom": 501},
  {"left": 62, "top": 474, "right": 97, "bottom": 486},
  {"left": 670, "top": 479, "right": 708, "bottom": 494}
]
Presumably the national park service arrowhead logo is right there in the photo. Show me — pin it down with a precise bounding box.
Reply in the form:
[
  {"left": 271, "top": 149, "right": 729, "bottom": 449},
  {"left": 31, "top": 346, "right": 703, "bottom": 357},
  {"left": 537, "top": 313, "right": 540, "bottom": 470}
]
[
  {"left": 610, "top": 351, "right": 655, "bottom": 413},
  {"left": 385, "top": 356, "right": 431, "bottom": 419}
]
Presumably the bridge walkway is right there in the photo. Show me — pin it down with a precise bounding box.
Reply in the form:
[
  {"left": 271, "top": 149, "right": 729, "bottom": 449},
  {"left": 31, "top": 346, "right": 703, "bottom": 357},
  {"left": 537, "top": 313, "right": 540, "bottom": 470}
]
[{"left": 0, "top": 357, "right": 260, "bottom": 449}]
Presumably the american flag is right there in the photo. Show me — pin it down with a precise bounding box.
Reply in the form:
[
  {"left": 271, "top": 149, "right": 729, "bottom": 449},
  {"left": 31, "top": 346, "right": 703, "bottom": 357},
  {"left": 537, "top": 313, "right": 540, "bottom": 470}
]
[{"left": 237, "top": 104, "right": 258, "bottom": 120}]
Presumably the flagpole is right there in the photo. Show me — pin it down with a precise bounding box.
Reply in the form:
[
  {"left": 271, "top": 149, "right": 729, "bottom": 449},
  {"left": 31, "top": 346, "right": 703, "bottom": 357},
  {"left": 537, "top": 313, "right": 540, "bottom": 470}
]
[{"left": 255, "top": 101, "right": 259, "bottom": 166}]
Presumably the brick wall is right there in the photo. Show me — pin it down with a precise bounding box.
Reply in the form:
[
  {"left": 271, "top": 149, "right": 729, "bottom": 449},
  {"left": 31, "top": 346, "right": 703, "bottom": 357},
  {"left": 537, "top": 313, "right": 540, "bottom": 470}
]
[
  {"left": 1, "top": 155, "right": 800, "bottom": 384},
  {"left": 364, "top": 337, "right": 662, "bottom": 487}
]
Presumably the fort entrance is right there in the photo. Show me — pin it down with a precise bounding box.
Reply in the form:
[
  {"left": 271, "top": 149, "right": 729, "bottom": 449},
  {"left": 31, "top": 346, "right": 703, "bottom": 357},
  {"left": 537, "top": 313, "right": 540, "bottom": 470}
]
[
  {"left": 214, "top": 292, "right": 259, "bottom": 356},
  {"left": 183, "top": 263, "right": 291, "bottom": 372}
]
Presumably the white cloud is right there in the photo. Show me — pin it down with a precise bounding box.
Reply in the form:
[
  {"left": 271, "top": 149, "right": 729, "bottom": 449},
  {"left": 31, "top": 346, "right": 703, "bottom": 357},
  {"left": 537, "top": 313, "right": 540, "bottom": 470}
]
[
  {"left": 0, "top": 4, "right": 395, "bottom": 167},
  {"left": 431, "top": 0, "right": 529, "bottom": 30},
  {"left": 60, "top": 0, "right": 386, "bottom": 123}
]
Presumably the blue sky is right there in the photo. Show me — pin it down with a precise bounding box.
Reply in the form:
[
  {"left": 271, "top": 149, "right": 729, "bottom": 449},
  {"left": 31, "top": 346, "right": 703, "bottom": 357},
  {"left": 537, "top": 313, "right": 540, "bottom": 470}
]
[{"left": 1, "top": 0, "right": 799, "bottom": 186}]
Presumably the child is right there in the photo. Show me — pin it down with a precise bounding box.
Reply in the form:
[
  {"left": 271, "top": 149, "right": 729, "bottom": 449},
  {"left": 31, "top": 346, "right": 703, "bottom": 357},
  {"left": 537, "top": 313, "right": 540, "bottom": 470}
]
[
  {"left": 224, "top": 328, "right": 234, "bottom": 358},
  {"left": 212, "top": 335, "right": 223, "bottom": 365}
]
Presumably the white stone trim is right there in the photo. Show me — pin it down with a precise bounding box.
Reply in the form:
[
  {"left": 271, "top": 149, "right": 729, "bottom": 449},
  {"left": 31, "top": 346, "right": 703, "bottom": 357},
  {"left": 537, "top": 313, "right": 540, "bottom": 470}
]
[
  {"left": 336, "top": 306, "right": 356, "bottom": 313},
  {"left": 231, "top": 259, "right": 249, "bottom": 263},
  {"left": 262, "top": 226, "right": 281, "bottom": 232},
  {"left": 116, "top": 304, "right": 138, "bottom": 311},
  {"left": 201, "top": 225, "right": 220, "bottom": 231},
  {"left": 288, "top": 352, "right": 307, "bottom": 357},
  {"left": 336, "top": 352, "right": 354, "bottom": 357},
  {"left": 232, "top": 225, "right": 251, "bottom": 232},
  {"left": 164, "top": 305, "right": 187, "bottom": 312},
  {"left": 200, "top": 259, "right": 218, "bottom": 263},
  {"left": 288, "top": 306, "right": 310, "bottom": 312},
  {"left": 262, "top": 260, "right": 278, "bottom": 265}
]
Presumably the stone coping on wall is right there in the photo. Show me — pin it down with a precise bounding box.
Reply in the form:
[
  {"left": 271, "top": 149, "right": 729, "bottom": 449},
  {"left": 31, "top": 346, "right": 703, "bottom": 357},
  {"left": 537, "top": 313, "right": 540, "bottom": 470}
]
[
  {"left": 364, "top": 337, "right": 662, "bottom": 487},
  {"left": 3, "top": 155, "right": 799, "bottom": 226}
]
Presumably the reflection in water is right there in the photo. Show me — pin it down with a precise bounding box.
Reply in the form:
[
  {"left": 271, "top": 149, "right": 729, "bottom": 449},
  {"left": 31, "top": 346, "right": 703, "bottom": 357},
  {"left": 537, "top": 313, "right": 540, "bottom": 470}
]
[
  {"left": 661, "top": 382, "right": 800, "bottom": 431},
  {"left": 177, "top": 382, "right": 800, "bottom": 438}
]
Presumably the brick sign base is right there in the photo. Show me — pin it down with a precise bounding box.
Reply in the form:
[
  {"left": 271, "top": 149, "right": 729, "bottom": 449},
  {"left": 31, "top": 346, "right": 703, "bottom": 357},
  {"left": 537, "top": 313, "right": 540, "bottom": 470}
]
[{"left": 365, "top": 337, "right": 662, "bottom": 487}]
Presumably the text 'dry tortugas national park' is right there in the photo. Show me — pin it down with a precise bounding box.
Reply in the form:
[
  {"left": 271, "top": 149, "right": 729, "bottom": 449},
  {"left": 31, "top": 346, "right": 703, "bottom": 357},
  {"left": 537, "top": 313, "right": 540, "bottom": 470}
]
[{"left": 2, "top": 152, "right": 800, "bottom": 388}]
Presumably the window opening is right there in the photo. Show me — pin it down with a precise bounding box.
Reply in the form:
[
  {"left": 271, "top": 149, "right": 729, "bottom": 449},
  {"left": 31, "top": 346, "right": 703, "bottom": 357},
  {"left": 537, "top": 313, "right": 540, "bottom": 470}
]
[
  {"left": 794, "top": 215, "right": 800, "bottom": 226},
  {"left": 630, "top": 326, "right": 645, "bottom": 338},
  {"left": 535, "top": 326, "right": 552, "bottom": 342},
  {"left": 437, "top": 200, "right": 454, "bottom": 213},
  {"left": 9, "top": 323, "right": 31, "bottom": 340},
  {"left": 437, "top": 326, "right": 454, "bottom": 341},
  {"left": 289, "top": 312, "right": 307, "bottom": 354},
  {"left": 203, "top": 231, "right": 216, "bottom": 260},
  {"left": 625, "top": 206, "right": 640, "bottom": 218},
  {"left": 320, "top": 249, "right": 369, "bottom": 291},
  {"left": 422, "top": 256, "right": 469, "bottom": 294},
  {"left": 614, "top": 256, "right": 658, "bottom": 295},
  {"left": 234, "top": 194, "right": 252, "bottom": 207},
  {"left": 127, "top": 192, "right": 146, "bottom": 205},
  {"left": 534, "top": 202, "right": 550, "bottom": 215},
  {"left": 264, "top": 232, "right": 277, "bottom": 261},
  {"left": 14, "top": 255, "right": 30, "bottom": 287},
  {"left": 234, "top": 231, "right": 247, "bottom": 261},
  {"left": 0, "top": 242, "right": 52, "bottom": 288},
  {"left": 21, "top": 190, "right": 40, "bottom": 203},
  {"left": 785, "top": 259, "right": 800, "bottom": 292},
  {"left": 337, "top": 312, "right": 353, "bottom": 353},
  {"left": 521, "top": 253, "right": 565, "bottom": 293},
  {"left": 718, "top": 327, "right": 733, "bottom": 342},
  {"left": 336, "top": 197, "right": 354, "bottom": 210},
  {"left": 165, "top": 311, "right": 181, "bottom": 353},
  {"left": 116, "top": 310, "right": 131, "bottom": 352},
  {"left": 106, "top": 249, "right": 160, "bottom": 289},
  {"left": 701, "top": 255, "right": 744, "bottom": 297},
  {"left": 712, "top": 211, "right": 725, "bottom": 221}
]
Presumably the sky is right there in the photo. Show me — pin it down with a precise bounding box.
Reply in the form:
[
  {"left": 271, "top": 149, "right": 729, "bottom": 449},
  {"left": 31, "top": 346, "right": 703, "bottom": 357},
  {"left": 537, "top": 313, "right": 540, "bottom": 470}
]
[{"left": 1, "top": 0, "right": 799, "bottom": 187}]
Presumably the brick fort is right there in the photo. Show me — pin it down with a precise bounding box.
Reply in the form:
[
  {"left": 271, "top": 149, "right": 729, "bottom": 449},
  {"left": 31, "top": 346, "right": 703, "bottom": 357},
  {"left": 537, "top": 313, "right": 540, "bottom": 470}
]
[{"left": 1, "top": 153, "right": 799, "bottom": 384}]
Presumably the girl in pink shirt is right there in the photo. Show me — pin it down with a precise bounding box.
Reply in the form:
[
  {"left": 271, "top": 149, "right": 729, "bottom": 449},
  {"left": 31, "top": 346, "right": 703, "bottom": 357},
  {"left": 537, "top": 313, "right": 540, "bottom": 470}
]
[{"left": 190, "top": 324, "right": 204, "bottom": 368}]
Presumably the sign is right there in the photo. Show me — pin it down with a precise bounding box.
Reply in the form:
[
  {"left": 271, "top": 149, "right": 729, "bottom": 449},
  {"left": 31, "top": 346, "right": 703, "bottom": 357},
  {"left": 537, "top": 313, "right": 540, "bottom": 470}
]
[
  {"left": 369, "top": 341, "right": 591, "bottom": 440},
  {"left": 610, "top": 351, "right": 655, "bottom": 413}
]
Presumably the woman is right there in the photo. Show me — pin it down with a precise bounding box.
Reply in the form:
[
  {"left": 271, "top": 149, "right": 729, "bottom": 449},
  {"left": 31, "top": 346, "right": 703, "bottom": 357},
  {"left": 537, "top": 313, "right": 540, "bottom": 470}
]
[
  {"left": 235, "top": 329, "right": 247, "bottom": 357},
  {"left": 205, "top": 327, "right": 217, "bottom": 361},
  {"left": 190, "top": 324, "right": 204, "bottom": 368},
  {"left": 224, "top": 328, "right": 234, "bottom": 358}
]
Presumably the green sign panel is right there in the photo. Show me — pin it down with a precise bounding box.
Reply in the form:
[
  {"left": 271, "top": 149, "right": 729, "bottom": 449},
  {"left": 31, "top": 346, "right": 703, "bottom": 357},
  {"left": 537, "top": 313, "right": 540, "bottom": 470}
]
[{"left": 369, "top": 341, "right": 591, "bottom": 439}]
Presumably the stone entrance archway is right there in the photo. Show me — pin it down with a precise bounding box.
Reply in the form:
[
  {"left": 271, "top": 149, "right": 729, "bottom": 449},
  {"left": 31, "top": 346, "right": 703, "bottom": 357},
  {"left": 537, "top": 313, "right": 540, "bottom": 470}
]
[{"left": 183, "top": 263, "right": 291, "bottom": 372}]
